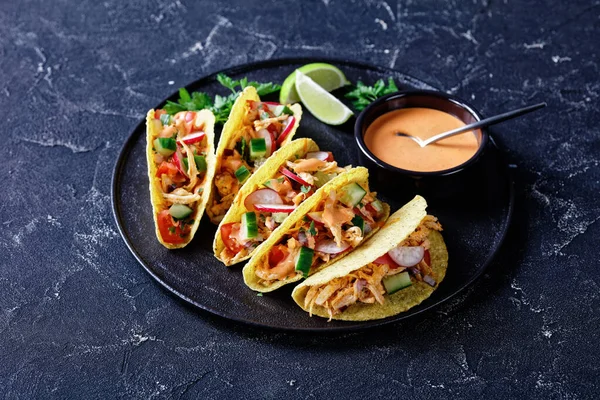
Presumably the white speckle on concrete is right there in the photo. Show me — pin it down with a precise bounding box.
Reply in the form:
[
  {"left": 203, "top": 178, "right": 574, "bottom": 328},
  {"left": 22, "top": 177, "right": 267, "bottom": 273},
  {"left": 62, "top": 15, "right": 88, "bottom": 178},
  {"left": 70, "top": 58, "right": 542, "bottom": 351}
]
[{"left": 375, "top": 18, "right": 388, "bottom": 30}]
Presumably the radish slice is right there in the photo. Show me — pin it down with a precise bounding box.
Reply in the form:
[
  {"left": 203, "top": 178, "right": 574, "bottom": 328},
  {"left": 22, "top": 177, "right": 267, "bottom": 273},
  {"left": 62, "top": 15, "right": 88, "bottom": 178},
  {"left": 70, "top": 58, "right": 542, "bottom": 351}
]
[
  {"left": 306, "top": 151, "right": 331, "bottom": 162},
  {"left": 179, "top": 131, "right": 205, "bottom": 145},
  {"left": 315, "top": 240, "right": 350, "bottom": 254},
  {"left": 244, "top": 188, "right": 283, "bottom": 211},
  {"left": 388, "top": 246, "right": 424, "bottom": 267},
  {"left": 254, "top": 204, "right": 296, "bottom": 213},
  {"left": 256, "top": 129, "right": 275, "bottom": 156},
  {"left": 307, "top": 212, "right": 324, "bottom": 224},
  {"left": 276, "top": 116, "right": 295, "bottom": 146},
  {"left": 172, "top": 150, "right": 187, "bottom": 177},
  {"left": 280, "top": 167, "right": 311, "bottom": 186}
]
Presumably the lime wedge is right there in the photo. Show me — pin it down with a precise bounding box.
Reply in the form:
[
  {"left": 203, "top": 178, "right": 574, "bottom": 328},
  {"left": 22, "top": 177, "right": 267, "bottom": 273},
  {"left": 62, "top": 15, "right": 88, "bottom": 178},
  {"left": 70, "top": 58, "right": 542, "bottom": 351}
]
[
  {"left": 279, "top": 63, "right": 349, "bottom": 104},
  {"left": 294, "top": 70, "right": 354, "bottom": 126}
]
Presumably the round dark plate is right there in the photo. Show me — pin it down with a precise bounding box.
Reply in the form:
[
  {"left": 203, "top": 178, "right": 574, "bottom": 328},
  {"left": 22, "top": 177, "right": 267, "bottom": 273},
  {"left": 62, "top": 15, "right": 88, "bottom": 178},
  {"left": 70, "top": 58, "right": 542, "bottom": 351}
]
[{"left": 112, "top": 58, "right": 514, "bottom": 332}]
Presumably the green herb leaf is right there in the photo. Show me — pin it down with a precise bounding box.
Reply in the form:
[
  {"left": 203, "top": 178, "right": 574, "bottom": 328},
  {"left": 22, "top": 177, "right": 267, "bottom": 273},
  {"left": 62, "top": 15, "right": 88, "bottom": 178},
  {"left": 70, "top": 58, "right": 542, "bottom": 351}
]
[
  {"left": 165, "top": 74, "right": 281, "bottom": 124},
  {"left": 345, "top": 77, "right": 399, "bottom": 111},
  {"left": 308, "top": 221, "right": 316, "bottom": 236},
  {"left": 256, "top": 293, "right": 263, "bottom": 297},
  {"left": 301, "top": 185, "right": 311, "bottom": 194}
]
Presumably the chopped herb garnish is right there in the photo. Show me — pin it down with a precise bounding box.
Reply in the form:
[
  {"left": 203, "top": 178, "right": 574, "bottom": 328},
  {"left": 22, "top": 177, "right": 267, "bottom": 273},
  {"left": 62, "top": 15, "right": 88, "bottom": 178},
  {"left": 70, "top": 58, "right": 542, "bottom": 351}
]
[
  {"left": 308, "top": 221, "right": 316, "bottom": 236},
  {"left": 301, "top": 185, "right": 311, "bottom": 194},
  {"left": 256, "top": 293, "right": 263, "bottom": 297},
  {"left": 168, "top": 226, "right": 176, "bottom": 234},
  {"left": 163, "top": 74, "right": 281, "bottom": 124},
  {"left": 345, "top": 78, "right": 398, "bottom": 111}
]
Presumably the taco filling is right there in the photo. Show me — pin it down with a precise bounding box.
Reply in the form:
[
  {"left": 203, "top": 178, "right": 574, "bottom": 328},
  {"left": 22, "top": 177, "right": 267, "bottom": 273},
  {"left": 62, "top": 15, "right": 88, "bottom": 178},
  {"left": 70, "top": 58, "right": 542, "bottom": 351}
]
[
  {"left": 218, "top": 152, "right": 346, "bottom": 263},
  {"left": 302, "top": 216, "right": 442, "bottom": 320},
  {"left": 209, "top": 100, "right": 298, "bottom": 221},
  {"left": 253, "top": 183, "right": 387, "bottom": 285},
  {"left": 149, "top": 110, "right": 211, "bottom": 245}
]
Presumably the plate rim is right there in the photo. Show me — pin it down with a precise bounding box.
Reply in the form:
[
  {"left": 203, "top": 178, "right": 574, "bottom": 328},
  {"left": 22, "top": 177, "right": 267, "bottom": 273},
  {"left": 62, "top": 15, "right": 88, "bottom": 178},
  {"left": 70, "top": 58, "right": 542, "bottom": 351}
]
[{"left": 111, "top": 57, "right": 515, "bottom": 332}]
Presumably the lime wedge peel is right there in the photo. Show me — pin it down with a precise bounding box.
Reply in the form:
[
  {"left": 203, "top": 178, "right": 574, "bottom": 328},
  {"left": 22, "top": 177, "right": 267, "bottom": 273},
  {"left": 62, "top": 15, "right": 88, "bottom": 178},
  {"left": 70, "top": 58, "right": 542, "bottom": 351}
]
[
  {"left": 294, "top": 70, "right": 354, "bottom": 126},
  {"left": 279, "top": 63, "right": 350, "bottom": 104}
]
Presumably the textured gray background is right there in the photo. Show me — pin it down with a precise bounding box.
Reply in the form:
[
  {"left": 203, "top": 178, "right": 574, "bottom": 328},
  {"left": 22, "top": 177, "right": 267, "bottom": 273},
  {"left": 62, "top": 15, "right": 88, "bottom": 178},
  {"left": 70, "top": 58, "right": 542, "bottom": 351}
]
[{"left": 1, "top": 0, "right": 598, "bottom": 398}]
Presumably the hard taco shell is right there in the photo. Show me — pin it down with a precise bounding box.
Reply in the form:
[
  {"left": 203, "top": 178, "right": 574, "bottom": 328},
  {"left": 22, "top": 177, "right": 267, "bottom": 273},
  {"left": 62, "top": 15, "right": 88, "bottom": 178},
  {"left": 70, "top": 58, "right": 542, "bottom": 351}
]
[
  {"left": 243, "top": 166, "right": 390, "bottom": 292},
  {"left": 291, "top": 195, "right": 448, "bottom": 321}
]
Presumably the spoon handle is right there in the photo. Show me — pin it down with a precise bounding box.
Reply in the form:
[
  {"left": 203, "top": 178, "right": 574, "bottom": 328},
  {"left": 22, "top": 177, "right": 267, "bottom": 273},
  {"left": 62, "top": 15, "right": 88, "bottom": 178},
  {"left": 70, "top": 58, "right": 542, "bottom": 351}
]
[{"left": 421, "top": 102, "right": 547, "bottom": 147}]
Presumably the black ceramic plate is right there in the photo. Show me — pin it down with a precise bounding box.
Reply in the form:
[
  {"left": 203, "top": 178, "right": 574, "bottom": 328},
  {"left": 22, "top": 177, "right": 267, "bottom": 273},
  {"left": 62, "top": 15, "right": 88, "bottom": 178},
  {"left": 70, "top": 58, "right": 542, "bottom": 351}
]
[{"left": 112, "top": 58, "right": 514, "bottom": 332}]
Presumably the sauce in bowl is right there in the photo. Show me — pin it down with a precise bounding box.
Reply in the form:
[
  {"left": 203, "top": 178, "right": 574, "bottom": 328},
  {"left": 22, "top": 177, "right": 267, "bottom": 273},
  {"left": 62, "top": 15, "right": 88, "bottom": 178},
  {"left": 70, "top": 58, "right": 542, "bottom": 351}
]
[{"left": 364, "top": 107, "right": 480, "bottom": 172}]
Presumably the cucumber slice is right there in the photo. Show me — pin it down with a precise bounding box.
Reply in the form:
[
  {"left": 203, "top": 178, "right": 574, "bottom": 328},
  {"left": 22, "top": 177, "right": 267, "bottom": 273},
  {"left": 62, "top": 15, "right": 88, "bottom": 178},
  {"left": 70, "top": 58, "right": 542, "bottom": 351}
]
[
  {"left": 274, "top": 105, "right": 294, "bottom": 117},
  {"left": 272, "top": 212, "right": 288, "bottom": 223},
  {"left": 153, "top": 137, "right": 177, "bottom": 157},
  {"left": 263, "top": 177, "right": 285, "bottom": 190},
  {"left": 351, "top": 215, "right": 365, "bottom": 233},
  {"left": 313, "top": 171, "right": 335, "bottom": 188},
  {"left": 295, "top": 247, "right": 314, "bottom": 277},
  {"left": 159, "top": 113, "right": 171, "bottom": 126},
  {"left": 382, "top": 271, "right": 412, "bottom": 294},
  {"left": 169, "top": 204, "right": 193, "bottom": 219},
  {"left": 235, "top": 166, "right": 250, "bottom": 183},
  {"left": 370, "top": 199, "right": 384, "bottom": 215},
  {"left": 339, "top": 183, "right": 367, "bottom": 207},
  {"left": 241, "top": 212, "right": 258, "bottom": 239},
  {"left": 183, "top": 155, "right": 207, "bottom": 172},
  {"left": 249, "top": 138, "right": 267, "bottom": 160}
]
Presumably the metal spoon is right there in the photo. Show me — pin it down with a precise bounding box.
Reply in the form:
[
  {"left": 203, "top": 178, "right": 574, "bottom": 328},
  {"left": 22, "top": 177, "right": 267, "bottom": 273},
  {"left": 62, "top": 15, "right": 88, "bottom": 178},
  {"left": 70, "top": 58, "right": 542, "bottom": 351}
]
[{"left": 396, "top": 102, "right": 547, "bottom": 148}]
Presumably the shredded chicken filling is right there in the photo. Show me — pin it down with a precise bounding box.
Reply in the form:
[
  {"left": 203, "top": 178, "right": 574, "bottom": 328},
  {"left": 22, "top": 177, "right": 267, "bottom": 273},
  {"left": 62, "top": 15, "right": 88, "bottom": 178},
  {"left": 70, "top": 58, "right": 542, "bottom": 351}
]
[{"left": 303, "top": 216, "right": 443, "bottom": 320}]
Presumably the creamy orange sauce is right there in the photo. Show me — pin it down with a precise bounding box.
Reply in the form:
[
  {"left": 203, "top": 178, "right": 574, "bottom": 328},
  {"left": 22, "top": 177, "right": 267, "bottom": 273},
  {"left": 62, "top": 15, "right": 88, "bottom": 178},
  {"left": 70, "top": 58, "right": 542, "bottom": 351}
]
[{"left": 364, "top": 108, "right": 480, "bottom": 172}]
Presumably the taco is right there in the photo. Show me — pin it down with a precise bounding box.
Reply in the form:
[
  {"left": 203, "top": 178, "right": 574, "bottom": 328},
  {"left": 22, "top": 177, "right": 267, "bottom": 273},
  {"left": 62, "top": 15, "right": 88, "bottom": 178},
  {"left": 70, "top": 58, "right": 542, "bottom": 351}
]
[
  {"left": 243, "top": 167, "right": 390, "bottom": 292},
  {"left": 291, "top": 195, "right": 448, "bottom": 321},
  {"left": 214, "top": 138, "right": 350, "bottom": 266},
  {"left": 207, "top": 86, "right": 302, "bottom": 224},
  {"left": 146, "top": 108, "right": 217, "bottom": 249}
]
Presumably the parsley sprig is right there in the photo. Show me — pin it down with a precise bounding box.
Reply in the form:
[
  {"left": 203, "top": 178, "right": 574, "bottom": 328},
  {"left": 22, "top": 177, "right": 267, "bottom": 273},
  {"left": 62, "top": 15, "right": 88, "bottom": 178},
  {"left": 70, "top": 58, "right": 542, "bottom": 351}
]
[
  {"left": 163, "top": 74, "right": 281, "bottom": 123},
  {"left": 344, "top": 78, "right": 398, "bottom": 111}
]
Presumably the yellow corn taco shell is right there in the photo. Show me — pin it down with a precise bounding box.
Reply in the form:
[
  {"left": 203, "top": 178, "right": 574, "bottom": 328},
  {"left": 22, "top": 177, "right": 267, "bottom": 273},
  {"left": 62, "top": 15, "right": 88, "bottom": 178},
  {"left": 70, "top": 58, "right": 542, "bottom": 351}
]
[
  {"left": 291, "top": 195, "right": 448, "bottom": 321},
  {"left": 213, "top": 138, "right": 320, "bottom": 266},
  {"left": 207, "top": 86, "right": 303, "bottom": 224},
  {"left": 146, "top": 109, "right": 217, "bottom": 249},
  {"left": 243, "top": 166, "right": 390, "bottom": 293}
]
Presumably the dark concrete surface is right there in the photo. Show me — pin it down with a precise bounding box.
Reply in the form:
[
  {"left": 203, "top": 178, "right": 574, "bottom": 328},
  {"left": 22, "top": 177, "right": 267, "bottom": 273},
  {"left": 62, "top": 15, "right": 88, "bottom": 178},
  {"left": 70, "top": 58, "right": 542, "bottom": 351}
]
[{"left": 1, "top": 0, "right": 598, "bottom": 398}]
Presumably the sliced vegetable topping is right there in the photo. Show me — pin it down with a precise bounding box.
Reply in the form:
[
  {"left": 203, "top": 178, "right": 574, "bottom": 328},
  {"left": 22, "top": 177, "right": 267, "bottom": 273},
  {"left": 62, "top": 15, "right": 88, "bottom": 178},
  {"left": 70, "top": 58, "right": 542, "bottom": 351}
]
[
  {"left": 338, "top": 183, "right": 367, "bottom": 207},
  {"left": 351, "top": 215, "right": 365, "bottom": 233},
  {"left": 272, "top": 212, "right": 288, "bottom": 223},
  {"left": 382, "top": 271, "right": 412, "bottom": 294},
  {"left": 244, "top": 188, "right": 283, "bottom": 211},
  {"left": 241, "top": 212, "right": 258, "bottom": 239},
  {"left": 314, "top": 239, "right": 350, "bottom": 254},
  {"left": 249, "top": 138, "right": 267, "bottom": 160},
  {"left": 179, "top": 131, "right": 205, "bottom": 145},
  {"left": 183, "top": 155, "right": 207, "bottom": 172},
  {"left": 295, "top": 247, "right": 314, "bottom": 277},
  {"left": 169, "top": 204, "right": 193, "bottom": 219},
  {"left": 220, "top": 223, "right": 243, "bottom": 253},
  {"left": 253, "top": 204, "right": 296, "bottom": 213},
  {"left": 153, "top": 137, "right": 177, "bottom": 157},
  {"left": 280, "top": 167, "right": 311, "bottom": 187},
  {"left": 388, "top": 246, "right": 425, "bottom": 267},
  {"left": 306, "top": 151, "right": 333, "bottom": 162},
  {"left": 277, "top": 116, "right": 295, "bottom": 146},
  {"left": 235, "top": 165, "right": 250, "bottom": 183}
]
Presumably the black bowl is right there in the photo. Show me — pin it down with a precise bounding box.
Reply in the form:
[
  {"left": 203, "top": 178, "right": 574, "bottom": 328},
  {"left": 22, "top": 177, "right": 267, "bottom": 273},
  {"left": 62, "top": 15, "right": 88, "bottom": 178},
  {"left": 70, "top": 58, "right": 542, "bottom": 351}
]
[{"left": 354, "top": 90, "right": 490, "bottom": 203}]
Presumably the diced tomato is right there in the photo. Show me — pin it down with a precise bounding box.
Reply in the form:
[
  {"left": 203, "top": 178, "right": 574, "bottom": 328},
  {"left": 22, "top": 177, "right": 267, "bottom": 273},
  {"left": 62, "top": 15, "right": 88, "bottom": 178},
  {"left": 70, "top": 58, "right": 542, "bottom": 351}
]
[
  {"left": 220, "top": 223, "right": 243, "bottom": 253},
  {"left": 373, "top": 253, "right": 401, "bottom": 269},
  {"left": 154, "top": 109, "right": 166, "bottom": 119},
  {"left": 156, "top": 161, "right": 179, "bottom": 178},
  {"left": 423, "top": 250, "right": 431, "bottom": 266},
  {"left": 157, "top": 210, "right": 186, "bottom": 244},
  {"left": 269, "top": 246, "right": 287, "bottom": 268}
]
